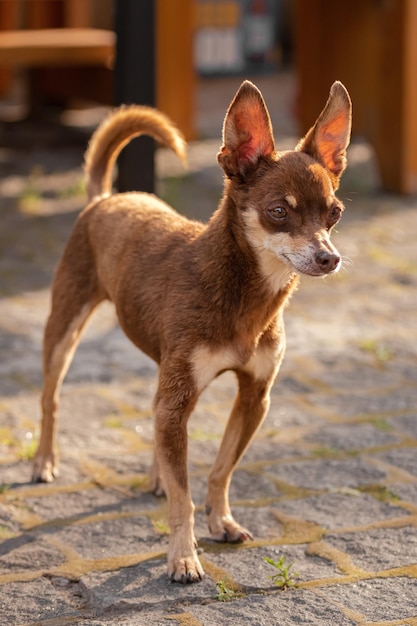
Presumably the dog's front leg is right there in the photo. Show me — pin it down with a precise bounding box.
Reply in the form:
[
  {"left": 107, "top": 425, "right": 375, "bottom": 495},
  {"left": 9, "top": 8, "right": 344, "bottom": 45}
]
[
  {"left": 205, "top": 367, "right": 277, "bottom": 543},
  {"left": 153, "top": 372, "right": 204, "bottom": 583}
]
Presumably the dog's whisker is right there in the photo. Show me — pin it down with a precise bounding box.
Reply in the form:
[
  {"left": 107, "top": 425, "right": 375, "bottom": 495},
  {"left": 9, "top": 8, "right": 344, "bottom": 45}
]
[{"left": 341, "top": 255, "right": 354, "bottom": 268}]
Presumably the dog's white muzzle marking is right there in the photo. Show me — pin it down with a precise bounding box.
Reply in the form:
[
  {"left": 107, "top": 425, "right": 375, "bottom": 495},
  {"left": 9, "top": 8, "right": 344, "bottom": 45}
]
[{"left": 243, "top": 208, "right": 341, "bottom": 281}]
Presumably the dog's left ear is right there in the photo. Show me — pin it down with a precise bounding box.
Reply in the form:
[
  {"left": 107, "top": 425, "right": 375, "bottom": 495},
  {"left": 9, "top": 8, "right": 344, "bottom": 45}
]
[
  {"left": 298, "top": 81, "right": 352, "bottom": 189},
  {"left": 218, "top": 80, "right": 275, "bottom": 179}
]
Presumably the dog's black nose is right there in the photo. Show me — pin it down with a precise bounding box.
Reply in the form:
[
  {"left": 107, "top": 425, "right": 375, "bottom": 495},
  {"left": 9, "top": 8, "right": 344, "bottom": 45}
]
[{"left": 315, "top": 250, "right": 340, "bottom": 273}]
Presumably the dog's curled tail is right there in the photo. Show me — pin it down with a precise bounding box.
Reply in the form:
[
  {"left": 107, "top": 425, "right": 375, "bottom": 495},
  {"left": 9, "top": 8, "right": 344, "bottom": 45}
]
[{"left": 84, "top": 105, "right": 187, "bottom": 201}]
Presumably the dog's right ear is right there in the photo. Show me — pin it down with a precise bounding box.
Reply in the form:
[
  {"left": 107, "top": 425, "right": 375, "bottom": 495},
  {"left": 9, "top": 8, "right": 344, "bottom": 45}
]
[{"left": 218, "top": 81, "right": 275, "bottom": 179}]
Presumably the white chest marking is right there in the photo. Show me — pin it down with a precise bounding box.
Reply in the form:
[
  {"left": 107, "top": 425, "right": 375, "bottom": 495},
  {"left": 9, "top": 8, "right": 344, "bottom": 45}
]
[
  {"left": 191, "top": 345, "right": 239, "bottom": 392},
  {"left": 242, "top": 342, "right": 283, "bottom": 382},
  {"left": 191, "top": 340, "right": 283, "bottom": 393}
]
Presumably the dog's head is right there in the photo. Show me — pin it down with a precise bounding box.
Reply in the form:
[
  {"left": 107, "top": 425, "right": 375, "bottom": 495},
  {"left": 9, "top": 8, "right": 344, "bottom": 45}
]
[{"left": 218, "top": 81, "right": 352, "bottom": 289}]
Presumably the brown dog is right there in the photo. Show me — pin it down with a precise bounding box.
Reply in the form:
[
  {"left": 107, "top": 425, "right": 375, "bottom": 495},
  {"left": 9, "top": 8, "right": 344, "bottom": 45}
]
[{"left": 32, "top": 80, "right": 352, "bottom": 583}]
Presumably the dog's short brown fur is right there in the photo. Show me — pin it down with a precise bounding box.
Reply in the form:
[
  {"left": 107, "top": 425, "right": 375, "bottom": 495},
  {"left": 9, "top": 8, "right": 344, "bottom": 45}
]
[{"left": 32, "top": 80, "right": 352, "bottom": 583}]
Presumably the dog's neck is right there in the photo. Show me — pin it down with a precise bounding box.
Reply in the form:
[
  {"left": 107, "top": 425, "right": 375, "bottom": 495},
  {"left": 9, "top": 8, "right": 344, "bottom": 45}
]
[{"left": 193, "top": 187, "right": 299, "bottom": 343}]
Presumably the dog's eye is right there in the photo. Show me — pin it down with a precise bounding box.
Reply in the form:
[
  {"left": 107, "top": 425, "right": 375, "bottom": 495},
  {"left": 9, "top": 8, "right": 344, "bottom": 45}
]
[
  {"left": 267, "top": 206, "right": 287, "bottom": 221},
  {"left": 329, "top": 205, "right": 342, "bottom": 222}
]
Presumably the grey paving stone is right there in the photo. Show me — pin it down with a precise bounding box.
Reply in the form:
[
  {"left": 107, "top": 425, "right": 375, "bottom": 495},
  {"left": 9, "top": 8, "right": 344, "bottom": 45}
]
[
  {"left": 54, "top": 516, "right": 166, "bottom": 560},
  {"left": 265, "top": 458, "right": 387, "bottom": 490},
  {"left": 304, "top": 422, "right": 400, "bottom": 452},
  {"left": 0, "top": 535, "right": 66, "bottom": 571},
  {"left": 325, "top": 578, "right": 417, "bottom": 621},
  {"left": 388, "top": 414, "right": 417, "bottom": 438},
  {"left": 188, "top": 590, "right": 356, "bottom": 625},
  {"left": 0, "top": 578, "right": 81, "bottom": 626},
  {"left": 78, "top": 561, "right": 216, "bottom": 616},
  {"left": 276, "top": 492, "right": 407, "bottom": 531},
  {"left": 392, "top": 482, "right": 417, "bottom": 505},
  {"left": 25, "top": 487, "right": 136, "bottom": 520},
  {"left": 307, "top": 391, "right": 416, "bottom": 420},
  {"left": 373, "top": 447, "right": 417, "bottom": 477},
  {"left": 325, "top": 525, "right": 417, "bottom": 572}
]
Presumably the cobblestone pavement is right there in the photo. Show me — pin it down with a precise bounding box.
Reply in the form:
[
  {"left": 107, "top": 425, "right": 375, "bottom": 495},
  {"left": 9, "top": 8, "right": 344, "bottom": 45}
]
[{"left": 0, "top": 75, "right": 417, "bottom": 625}]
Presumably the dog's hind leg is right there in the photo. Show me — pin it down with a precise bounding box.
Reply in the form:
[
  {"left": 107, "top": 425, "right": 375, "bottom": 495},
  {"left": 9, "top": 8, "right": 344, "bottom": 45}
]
[
  {"left": 32, "top": 247, "right": 104, "bottom": 482},
  {"left": 149, "top": 452, "right": 166, "bottom": 496},
  {"left": 205, "top": 361, "right": 279, "bottom": 543}
]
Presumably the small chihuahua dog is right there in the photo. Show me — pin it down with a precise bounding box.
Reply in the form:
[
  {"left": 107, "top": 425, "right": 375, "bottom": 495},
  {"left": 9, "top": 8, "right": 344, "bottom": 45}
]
[{"left": 32, "top": 80, "right": 351, "bottom": 583}]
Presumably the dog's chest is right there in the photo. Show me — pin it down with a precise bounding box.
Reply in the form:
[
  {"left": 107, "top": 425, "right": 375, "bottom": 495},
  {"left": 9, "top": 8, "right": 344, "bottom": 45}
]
[{"left": 191, "top": 341, "right": 279, "bottom": 392}]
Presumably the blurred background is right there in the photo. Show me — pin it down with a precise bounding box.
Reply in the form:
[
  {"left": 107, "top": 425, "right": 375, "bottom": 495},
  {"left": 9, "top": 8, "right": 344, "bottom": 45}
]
[
  {"left": 0, "top": 0, "right": 293, "bottom": 137},
  {"left": 2, "top": 0, "right": 416, "bottom": 200}
]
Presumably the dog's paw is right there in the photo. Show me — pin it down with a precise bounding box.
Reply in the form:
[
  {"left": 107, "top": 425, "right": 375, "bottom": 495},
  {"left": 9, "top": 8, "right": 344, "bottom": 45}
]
[
  {"left": 32, "top": 454, "right": 59, "bottom": 483},
  {"left": 168, "top": 533, "right": 205, "bottom": 584},
  {"left": 207, "top": 513, "right": 253, "bottom": 543},
  {"left": 169, "top": 553, "right": 205, "bottom": 584}
]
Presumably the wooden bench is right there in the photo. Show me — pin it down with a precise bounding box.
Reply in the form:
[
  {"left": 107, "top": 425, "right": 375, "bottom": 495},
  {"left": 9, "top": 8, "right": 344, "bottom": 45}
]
[
  {"left": 0, "top": 0, "right": 195, "bottom": 139},
  {"left": 0, "top": 28, "right": 114, "bottom": 67},
  {"left": 0, "top": 0, "right": 115, "bottom": 111}
]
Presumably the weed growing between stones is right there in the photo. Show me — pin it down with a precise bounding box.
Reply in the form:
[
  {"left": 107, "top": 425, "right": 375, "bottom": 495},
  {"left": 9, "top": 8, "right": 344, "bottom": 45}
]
[
  {"left": 152, "top": 518, "right": 170, "bottom": 535},
  {"left": 358, "top": 338, "right": 393, "bottom": 363},
  {"left": 263, "top": 555, "right": 299, "bottom": 589},
  {"left": 214, "top": 579, "right": 243, "bottom": 602}
]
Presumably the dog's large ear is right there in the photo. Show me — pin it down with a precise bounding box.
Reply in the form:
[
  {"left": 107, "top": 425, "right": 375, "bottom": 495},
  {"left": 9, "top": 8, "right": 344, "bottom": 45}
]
[
  {"left": 218, "top": 80, "right": 275, "bottom": 179},
  {"left": 298, "top": 81, "right": 352, "bottom": 189}
]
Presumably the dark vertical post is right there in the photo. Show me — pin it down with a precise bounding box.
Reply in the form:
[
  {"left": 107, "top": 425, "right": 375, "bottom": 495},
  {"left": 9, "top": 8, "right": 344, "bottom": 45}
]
[{"left": 114, "top": 0, "right": 155, "bottom": 193}]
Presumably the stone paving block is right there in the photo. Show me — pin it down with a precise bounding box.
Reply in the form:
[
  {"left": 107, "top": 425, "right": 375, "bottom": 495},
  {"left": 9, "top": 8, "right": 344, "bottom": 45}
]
[
  {"left": 78, "top": 454, "right": 152, "bottom": 481},
  {"left": 0, "top": 503, "right": 21, "bottom": 535},
  {"left": 325, "top": 578, "right": 417, "bottom": 622},
  {"left": 388, "top": 414, "right": 417, "bottom": 438},
  {"left": 0, "top": 393, "right": 41, "bottom": 429},
  {"left": 275, "top": 492, "right": 407, "bottom": 531},
  {"left": 24, "top": 486, "right": 137, "bottom": 520},
  {"left": 264, "top": 458, "right": 387, "bottom": 491},
  {"left": 53, "top": 515, "right": 166, "bottom": 560},
  {"left": 0, "top": 535, "right": 66, "bottom": 571},
  {"left": 219, "top": 469, "right": 282, "bottom": 502},
  {"left": 0, "top": 578, "right": 81, "bottom": 626},
  {"left": 240, "top": 440, "right": 311, "bottom": 465},
  {"left": 77, "top": 560, "right": 216, "bottom": 618},
  {"left": 307, "top": 390, "right": 416, "bottom": 420},
  {"left": 373, "top": 447, "right": 417, "bottom": 478},
  {"left": 304, "top": 422, "right": 401, "bottom": 452},
  {"left": 0, "top": 460, "right": 36, "bottom": 486},
  {"left": 325, "top": 525, "right": 417, "bottom": 572},
  {"left": 52, "top": 390, "right": 125, "bottom": 439},
  {"left": 187, "top": 590, "right": 357, "bottom": 625},
  {"left": 266, "top": 399, "right": 329, "bottom": 431},
  {"left": 392, "top": 483, "right": 417, "bottom": 505},
  {"left": 300, "top": 355, "right": 409, "bottom": 392}
]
